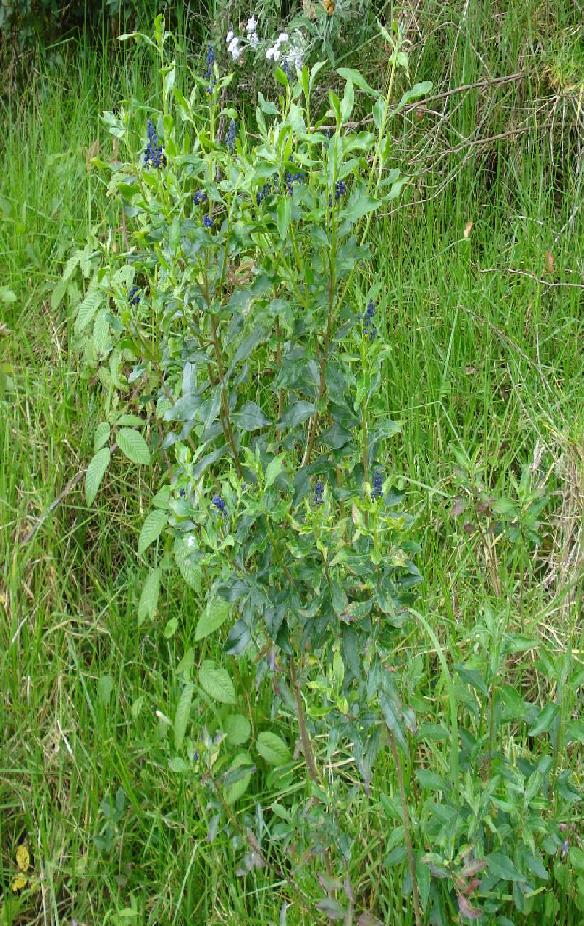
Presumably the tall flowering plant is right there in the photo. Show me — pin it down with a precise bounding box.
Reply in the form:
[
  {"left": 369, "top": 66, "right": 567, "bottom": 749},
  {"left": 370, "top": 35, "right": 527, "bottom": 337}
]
[{"left": 77, "top": 13, "right": 434, "bottom": 900}]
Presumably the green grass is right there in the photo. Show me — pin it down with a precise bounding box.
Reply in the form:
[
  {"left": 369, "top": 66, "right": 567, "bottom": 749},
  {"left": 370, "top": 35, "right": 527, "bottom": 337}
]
[{"left": 1, "top": 5, "right": 583, "bottom": 924}]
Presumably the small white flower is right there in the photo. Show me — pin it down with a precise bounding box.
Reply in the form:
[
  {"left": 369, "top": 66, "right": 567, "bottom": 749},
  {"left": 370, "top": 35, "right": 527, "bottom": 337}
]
[
  {"left": 226, "top": 30, "right": 234, "bottom": 43},
  {"left": 266, "top": 46, "right": 275, "bottom": 60},
  {"left": 246, "top": 15, "right": 257, "bottom": 33},
  {"left": 272, "top": 47, "right": 281, "bottom": 62},
  {"left": 228, "top": 36, "right": 242, "bottom": 60},
  {"left": 249, "top": 31, "right": 259, "bottom": 48},
  {"left": 277, "top": 32, "right": 289, "bottom": 44}
]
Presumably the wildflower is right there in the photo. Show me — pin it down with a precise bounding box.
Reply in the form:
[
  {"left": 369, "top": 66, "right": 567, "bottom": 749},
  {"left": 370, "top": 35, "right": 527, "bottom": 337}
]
[
  {"left": 363, "top": 300, "right": 377, "bottom": 339},
  {"left": 212, "top": 494, "right": 226, "bottom": 511},
  {"left": 314, "top": 480, "right": 325, "bottom": 505},
  {"left": 226, "top": 30, "right": 234, "bottom": 43},
  {"left": 561, "top": 840, "right": 569, "bottom": 859},
  {"left": 226, "top": 118, "right": 237, "bottom": 151},
  {"left": 335, "top": 179, "right": 347, "bottom": 199},
  {"left": 144, "top": 119, "right": 166, "bottom": 168},
  {"left": 193, "top": 749, "right": 200, "bottom": 762},
  {"left": 193, "top": 190, "right": 207, "bottom": 206},
  {"left": 202, "top": 214, "right": 214, "bottom": 228},
  {"left": 256, "top": 182, "right": 271, "bottom": 205},
  {"left": 205, "top": 45, "right": 215, "bottom": 78},
  {"left": 249, "top": 32, "right": 259, "bottom": 49},
  {"left": 278, "top": 32, "right": 289, "bottom": 43},
  {"left": 128, "top": 285, "right": 140, "bottom": 305},
  {"left": 246, "top": 16, "right": 258, "bottom": 34},
  {"left": 372, "top": 470, "right": 383, "bottom": 500},
  {"left": 227, "top": 34, "right": 242, "bottom": 61}
]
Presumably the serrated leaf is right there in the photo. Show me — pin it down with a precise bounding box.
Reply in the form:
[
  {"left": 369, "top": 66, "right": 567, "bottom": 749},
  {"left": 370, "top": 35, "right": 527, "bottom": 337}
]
[
  {"left": 152, "top": 485, "right": 170, "bottom": 509},
  {"left": 93, "top": 308, "right": 111, "bottom": 356},
  {"left": 256, "top": 731, "right": 291, "bottom": 766},
  {"left": 174, "top": 683, "right": 194, "bottom": 751},
  {"left": 75, "top": 284, "right": 103, "bottom": 334},
  {"left": 94, "top": 422, "right": 110, "bottom": 452},
  {"left": 138, "top": 509, "right": 168, "bottom": 555},
  {"left": 138, "top": 567, "right": 160, "bottom": 624},
  {"left": 195, "top": 598, "right": 231, "bottom": 642},
  {"left": 117, "top": 427, "right": 151, "bottom": 465},
  {"left": 85, "top": 447, "right": 110, "bottom": 505},
  {"left": 487, "top": 852, "right": 527, "bottom": 882},
  {"left": 224, "top": 714, "right": 251, "bottom": 746},
  {"left": 199, "top": 661, "right": 236, "bottom": 704}
]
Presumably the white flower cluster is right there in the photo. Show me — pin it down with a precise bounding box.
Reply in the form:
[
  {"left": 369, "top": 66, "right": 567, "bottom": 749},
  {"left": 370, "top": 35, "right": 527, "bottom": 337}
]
[
  {"left": 266, "top": 30, "right": 304, "bottom": 73},
  {"left": 226, "top": 16, "right": 259, "bottom": 62}
]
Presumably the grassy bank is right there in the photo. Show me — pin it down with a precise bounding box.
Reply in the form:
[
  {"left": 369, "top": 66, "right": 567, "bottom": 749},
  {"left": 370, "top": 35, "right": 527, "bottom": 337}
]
[{"left": 1, "top": 4, "right": 583, "bottom": 924}]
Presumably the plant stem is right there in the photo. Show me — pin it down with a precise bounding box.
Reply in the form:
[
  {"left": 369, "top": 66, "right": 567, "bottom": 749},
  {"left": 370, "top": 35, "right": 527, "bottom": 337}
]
[
  {"left": 210, "top": 313, "right": 244, "bottom": 479},
  {"left": 387, "top": 731, "right": 422, "bottom": 926},
  {"left": 289, "top": 655, "right": 320, "bottom": 785}
]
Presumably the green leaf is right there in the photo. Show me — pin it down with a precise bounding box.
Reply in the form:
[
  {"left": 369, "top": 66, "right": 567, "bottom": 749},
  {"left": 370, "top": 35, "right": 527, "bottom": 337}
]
[
  {"left": 94, "top": 422, "right": 110, "bottom": 452},
  {"left": 528, "top": 702, "right": 559, "bottom": 737},
  {"left": 397, "top": 81, "right": 432, "bottom": 110},
  {"left": 138, "top": 568, "right": 160, "bottom": 624},
  {"left": 199, "top": 661, "right": 236, "bottom": 704},
  {"left": 345, "top": 190, "right": 380, "bottom": 224},
  {"left": 224, "top": 714, "right": 251, "bottom": 746},
  {"left": 117, "top": 428, "right": 151, "bottom": 465},
  {"left": 380, "top": 690, "right": 407, "bottom": 750},
  {"left": 487, "top": 852, "right": 527, "bottom": 882},
  {"left": 0, "top": 286, "right": 17, "bottom": 303},
  {"left": 75, "top": 284, "right": 103, "bottom": 334},
  {"left": 340, "top": 79, "right": 354, "bottom": 122},
  {"left": 337, "top": 67, "right": 379, "bottom": 98},
  {"left": 174, "top": 683, "right": 194, "bottom": 751},
  {"left": 85, "top": 447, "right": 110, "bottom": 506},
  {"left": 138, "top": 509, "right": 168, "bottom": 555},
  {"left": 233, "top": 401, "right": 270, "bottom": 432},
  {"left": 195, "top": 598, "right": 231, "bottom": 642},
  {"left": 277, "top": 196, "right": 291, "bottom": 241},
  {"left": 168, "top": 756, "right": 189, "bottom": 773},
  {"left": 279, "top": 401, "right": 316, "bottom": 429},
  {"left": 152, "top": 485, "right": 171, "bottom": 509},
  {"left": 97, "top": 674, "right": 114, "bottom": 706},
  {"left": 265, "top": 456, "right": 284, "bottom": 489},
  {"left": 164, "top": 617, "right": 178, "bottom": 638},
  {"left": 224, "top": 751, "right": 254, "bottom": 804},
  {"left": 256, "top": 731, "right": 291, "bottom": 766}
]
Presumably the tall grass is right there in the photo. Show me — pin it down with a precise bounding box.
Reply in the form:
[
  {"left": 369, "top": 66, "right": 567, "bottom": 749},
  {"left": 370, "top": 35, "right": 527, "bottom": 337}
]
[{"left": 1, "top": 2, "right": 582, "bottom": 923}]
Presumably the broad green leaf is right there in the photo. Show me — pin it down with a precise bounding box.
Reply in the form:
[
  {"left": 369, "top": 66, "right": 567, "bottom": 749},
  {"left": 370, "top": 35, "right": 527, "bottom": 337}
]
[
  {"left": 337, "top": 67, "right": 379, "bottom": 98},
  {"left": 277, "top": 196, "right": 291, "bottom": 241},
  {"left": 138, "top": 509, "right": 168, "bottom": 555},
  {"left": 487, "top": 852, "right": 527, "bottom": 882},
  {"left": 265, "top": 456, "right": 284, "bottom": 489},
  {"left": 75, "top": 284, "right": 102, "bottom": 334},
  {"left": 152, "top": 485, "right": 171, "bottom": 509},
  {"left": 117, "top": 427, "right": 150, "bottom": 465},
  {"left": 380, "top": 690, "right": 407, "bottom": 750},
  {"left": 199, "top": 661, "right": 236, "bottom": 704},
  {"left": 233, "top": 401, "right": 270, "bottom": 432},
  {"left": 528, "top": 702, "right": 559, "bottom": 737},
  {"left": 279, "top": 401, "right": 316, "bottom": 429},
  {"left": 397, "top": 81, "right": 432, "bottom": 110},
  {"left": 195, "top": 598, "right": 230, "bottom": 642},
  {"left": 85, "top": 447, "right": 110, "bottom": 505},
  {"left": 164, "top": 617, "right": 178, "bottom": 638},
  {"left": 224, "top": 713, "right": 251, "bottom": 746},
  {"left": 0, "top": 286, "right": 16, "bottom": 303},
  {"left": 224, "top": 751, "right": 253, "bottom": 804},
  {"left": 174, "top": 683, "right": 194, "bottom": 751},
  {"left": 345, "top": 190, "right": 380, "bottom": 224},
  {"left": 94, "top": 422, "right": 110, "bottom": 452},
  {"left": 256, "top": 731, "right": 291, "bottom": 766},
  {"left": 340, "top": 79, "right": 354, "bottom": 123},
  {"left": 168, "top": 756, "right": 189, "bottom": 773},
  {"left": 138, "top": 567, "right": 160, "bottom": 624}
]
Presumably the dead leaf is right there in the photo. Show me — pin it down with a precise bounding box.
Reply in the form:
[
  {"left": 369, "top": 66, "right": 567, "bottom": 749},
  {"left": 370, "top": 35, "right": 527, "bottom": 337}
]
[
  {"left": 457, "top": 894, "right": 482, "bottom": 919},
  {"left": 463, "top": 221, "right": 473, "bottom": 239},
  {"left": 545, "top": 250, "right": 555, "bottom": 274}
]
